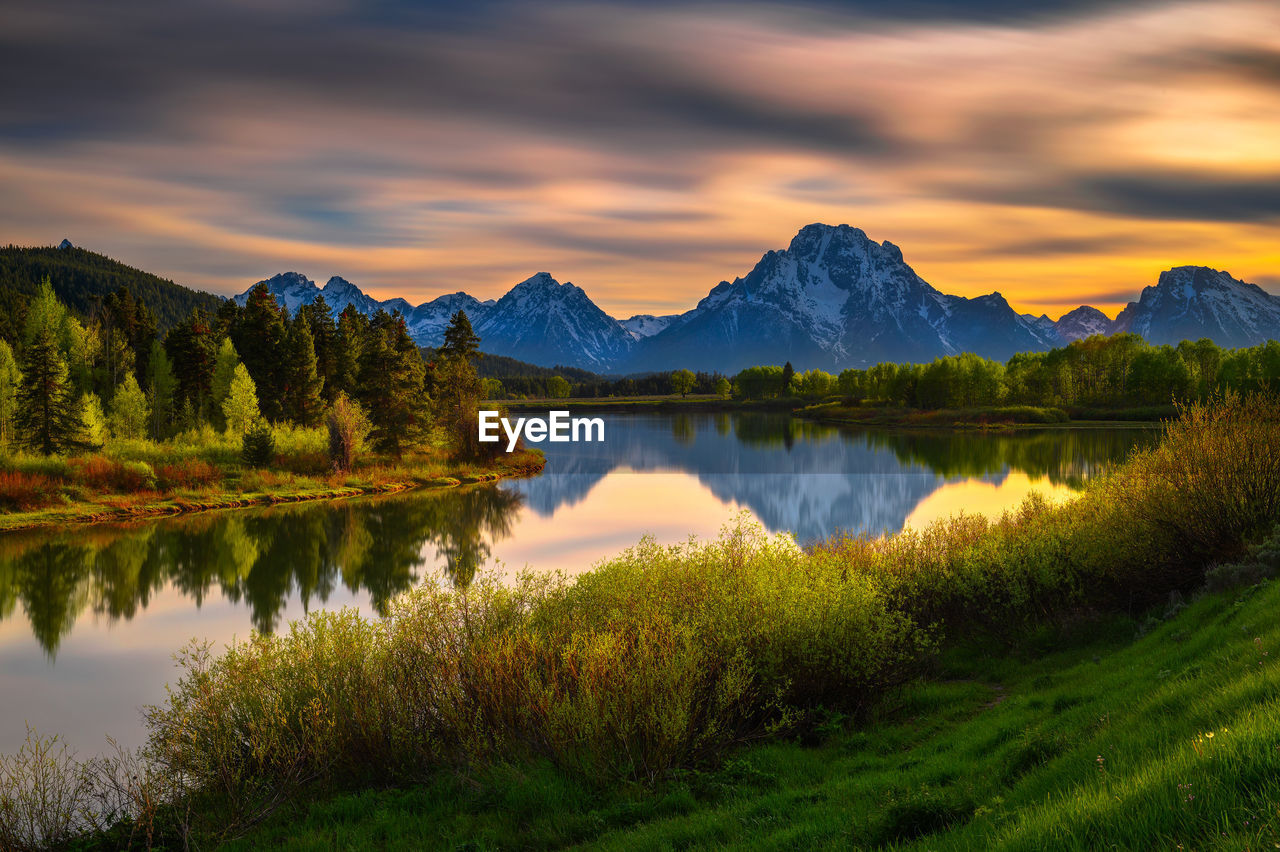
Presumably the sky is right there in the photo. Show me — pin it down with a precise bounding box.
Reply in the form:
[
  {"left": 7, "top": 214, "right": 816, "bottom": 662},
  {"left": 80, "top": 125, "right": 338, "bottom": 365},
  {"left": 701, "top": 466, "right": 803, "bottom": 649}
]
[{"left": 1, "top": 0, "right": 1278, "bottom": 320}]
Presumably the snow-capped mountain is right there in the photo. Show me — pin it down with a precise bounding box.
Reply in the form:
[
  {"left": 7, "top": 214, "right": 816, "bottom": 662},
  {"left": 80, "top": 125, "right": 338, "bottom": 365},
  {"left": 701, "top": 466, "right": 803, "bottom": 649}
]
[
  {"left": 405, "top": 292, "right": 495, "bottom": 346},
  {"left": 1109, "top": 266, "right": 1280, "bottom": 349},
  {"left": 234, "top": 272, "right": 316, "bottom": 312},
  {"left": 234, "top": 231, "right": 1277, "bottom": 374},
  {"left": 620, "top": 314, "right": 680, "bottom": 340},
  {"left": 472, "top": 273, "right": 635, "bottom": 370},
  {"left": 625, "top": 224, "right": 1060, "bottom": 373},
  {"left": 1055, "top": 306, "right": 1113, "bottom": 342}
]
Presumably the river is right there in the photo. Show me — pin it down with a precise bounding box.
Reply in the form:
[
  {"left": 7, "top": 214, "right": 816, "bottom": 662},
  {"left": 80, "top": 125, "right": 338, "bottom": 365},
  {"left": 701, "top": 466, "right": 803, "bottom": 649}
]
[{"left": 0, "top": 412, "right": 1156, "bottom": 754}]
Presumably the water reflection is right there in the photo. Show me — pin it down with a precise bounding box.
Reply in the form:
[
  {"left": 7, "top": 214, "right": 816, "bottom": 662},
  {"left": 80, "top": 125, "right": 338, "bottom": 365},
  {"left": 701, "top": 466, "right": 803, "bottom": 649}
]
[
  {"left": 0, "top": 486, "right": 522, "bottom": 656},
  {"left": 0, "top": 414, "right": 1154, "bottom": 658},
  {"left": 0, "top": 413, "right": 1157, "bottom": 755},
  {"left": 514, "top": 413, "right": 1155, "bottom": 542}
]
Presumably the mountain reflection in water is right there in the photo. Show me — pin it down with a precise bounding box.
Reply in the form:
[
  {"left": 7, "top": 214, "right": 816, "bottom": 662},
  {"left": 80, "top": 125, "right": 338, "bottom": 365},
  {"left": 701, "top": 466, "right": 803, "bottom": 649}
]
[{"left": 0, "top": 413, "right": 1153, "bottom": 658}]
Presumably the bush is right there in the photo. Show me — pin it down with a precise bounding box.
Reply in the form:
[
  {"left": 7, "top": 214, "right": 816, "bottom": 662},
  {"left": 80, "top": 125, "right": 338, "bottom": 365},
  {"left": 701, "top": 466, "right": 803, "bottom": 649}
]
[
  {"left": 155, "top": 459, "right": 221, "bottom": 491},
  {"left": 326, "top": 393, "right": 371, "bottom": 472},
  {"left": 1105, "top": 392, "right": 1280, "bottom": 579},
  {"left": 0, "top": 471, "right": 59, "bottom": 510},
  {"left": 241, "top": 422, "right": 276, "bottom": 468},
  {"left": 71, "top": 456, "right": 157, "bottom": 493}
]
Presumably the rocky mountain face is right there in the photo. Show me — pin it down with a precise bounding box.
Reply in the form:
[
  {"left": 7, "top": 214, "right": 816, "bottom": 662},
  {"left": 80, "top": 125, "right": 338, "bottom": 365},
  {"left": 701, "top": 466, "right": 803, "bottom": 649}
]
[
  {"left": 470, "top": 273, "right": 635, "bottom": 371},
  {"left": 623, "top": 224, "right": 1060, "bottom": 373},
  {"left": 234, "top": 227, "right": 1277, "bottom": 373},
  {"left": 1109, "top": 266, "right": 1280, "bottom": 348},
  {"left": 1054, "top": 306, "right": 1113, "bottom": 342}
]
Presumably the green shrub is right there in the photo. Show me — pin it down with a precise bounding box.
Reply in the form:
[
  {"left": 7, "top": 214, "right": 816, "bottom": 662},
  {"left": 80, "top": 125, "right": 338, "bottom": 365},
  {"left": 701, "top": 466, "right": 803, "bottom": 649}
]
[{"left": 240, "top": 422, "right": 276, "bottom": 468}]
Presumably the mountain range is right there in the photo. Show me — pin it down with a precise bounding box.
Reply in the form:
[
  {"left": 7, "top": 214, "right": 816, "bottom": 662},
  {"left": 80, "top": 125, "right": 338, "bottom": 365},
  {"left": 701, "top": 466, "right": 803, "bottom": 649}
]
[{"left": 236, "top": 223, "right": 1280, "bottom": 373}]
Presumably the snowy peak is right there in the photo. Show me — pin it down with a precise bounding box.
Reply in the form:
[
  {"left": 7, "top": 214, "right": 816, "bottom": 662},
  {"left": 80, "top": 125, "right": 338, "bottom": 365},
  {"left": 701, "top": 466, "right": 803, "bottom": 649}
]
[
  {"left": 232, "top": 239, "right": 1279, "bottom": 374},
  {"left": 1055, "top": 305, "right": 1113, "bottom": 342},
  {"left": 475, "top": 273, "right": 634, "bottom": 370},
  {"left": 621, "top": 314, "right": 680, "bottom": 340},
  {"left": 1110, "top": 265, "right": 1280, "bottom": 348},
  {"left": 57, "top": 238, "right": 73, "bottom": 250},
  {"left": 235, "top": 272, "right": 320, "bottom": 312}
]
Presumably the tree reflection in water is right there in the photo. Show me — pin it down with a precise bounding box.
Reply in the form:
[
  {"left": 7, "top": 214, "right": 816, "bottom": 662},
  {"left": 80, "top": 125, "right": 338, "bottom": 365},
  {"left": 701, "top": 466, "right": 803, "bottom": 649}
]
[{"left": 0, "top": 484, "right": 524, "bottom": 655}]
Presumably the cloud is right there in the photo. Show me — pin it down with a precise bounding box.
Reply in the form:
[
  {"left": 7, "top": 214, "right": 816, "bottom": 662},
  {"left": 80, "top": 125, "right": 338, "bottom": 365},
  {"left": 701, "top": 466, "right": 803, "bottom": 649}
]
[{"left": 0, "top": 0, "right": 1276, "bottom": 318}]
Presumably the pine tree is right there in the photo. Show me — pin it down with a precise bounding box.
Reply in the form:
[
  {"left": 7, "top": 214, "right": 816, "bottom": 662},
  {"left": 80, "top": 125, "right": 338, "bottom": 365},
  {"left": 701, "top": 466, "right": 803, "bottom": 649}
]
[
  {"left": 333, "top": 306, "right": 368, "bottom": 400},
  {"left": 233, "top": 283, "right": 286, "bottom": 421},
  {"left": 440, "top": 310, "right": 480, "bottom": 364},
  {"left": 164, "top": 308, "right": 216, "bottom": 423},
  {"left": 284, "top": 318, "right": 325, "bottom": 426},
  {"left": 222, "top": 363, "right": 261, "bottom": 435},
  {"left": 0, "top": 340, "right": 20, "bottom": 446},
  {"left": 16, "top": 326, "right": 82, "bottom": 454},
  {"left": 209, "top": 338, "right": 240, "bottom": 430},
  {"left": 299, "top": 295, "right": 338, "bottom": 401},
  {"left": 108, "top": 374, "right": 150, "bottom": 439},
  {"left": 358, "top": 313, "right": 429, "bottom": 457},
  {"left": 782, "top": 361, "right": 795, "bottom": 396},
  {"left": 148, "top": 341, "right": 177, "bottom": 440}
]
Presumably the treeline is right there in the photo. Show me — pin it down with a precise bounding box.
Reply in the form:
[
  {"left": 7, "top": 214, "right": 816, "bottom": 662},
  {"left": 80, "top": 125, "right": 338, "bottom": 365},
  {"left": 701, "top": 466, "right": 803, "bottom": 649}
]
[
  {"left": 481, "top": 368, "right": 731, "bottom": 400},
  {"left": 733, "top": 334, "right": 1280, "bottom": 409},
  {"left": 0, "top": 279, "right": 485, "bottom": 462},
  {"left": 0, "top": 245, "right": 223, "bottom": 343}
]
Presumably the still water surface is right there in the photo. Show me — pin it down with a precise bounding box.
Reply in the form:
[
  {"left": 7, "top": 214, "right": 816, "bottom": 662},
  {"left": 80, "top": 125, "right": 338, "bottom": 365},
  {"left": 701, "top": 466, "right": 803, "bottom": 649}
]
[{"left": 0, "top": 413, "right": 1155, "bottom": 754}]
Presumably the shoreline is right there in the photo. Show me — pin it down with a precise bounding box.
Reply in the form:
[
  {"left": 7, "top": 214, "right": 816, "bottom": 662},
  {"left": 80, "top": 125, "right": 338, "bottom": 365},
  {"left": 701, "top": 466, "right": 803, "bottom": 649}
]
[{"left": 0, "top": 452, "right": 545, "bottom": 534}]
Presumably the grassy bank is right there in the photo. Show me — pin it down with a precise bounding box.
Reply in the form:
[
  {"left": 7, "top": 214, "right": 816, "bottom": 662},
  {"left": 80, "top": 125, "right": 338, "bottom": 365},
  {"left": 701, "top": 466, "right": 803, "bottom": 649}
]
[
  {"left": 2, "top": 394, "right": 1277, "bottom": 850},
  {"left": 0, "top": 427, "right": 544, "bottom": 532},
  {"left": 800, "top": 401, "right": 1175, "bottom": 428},
  {"left": 228, "top": 571, "right": 1280, "bottom": 850}
]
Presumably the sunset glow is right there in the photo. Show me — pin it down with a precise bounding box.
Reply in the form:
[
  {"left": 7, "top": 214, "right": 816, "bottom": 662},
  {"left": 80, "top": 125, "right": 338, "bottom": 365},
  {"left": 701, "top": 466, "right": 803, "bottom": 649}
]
[{"left": 2, "top": 0, "right": 1277, "bottom": 317}]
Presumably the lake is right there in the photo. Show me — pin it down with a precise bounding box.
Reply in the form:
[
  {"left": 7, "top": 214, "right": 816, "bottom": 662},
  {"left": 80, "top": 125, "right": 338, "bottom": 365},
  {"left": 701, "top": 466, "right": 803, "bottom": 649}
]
[{"left": 0, "top": 412, "right": 1156, "bottom": 755}]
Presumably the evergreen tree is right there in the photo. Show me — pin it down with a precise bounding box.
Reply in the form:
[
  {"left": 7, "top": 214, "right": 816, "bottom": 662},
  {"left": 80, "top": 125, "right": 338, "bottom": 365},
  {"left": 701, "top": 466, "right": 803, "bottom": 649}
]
[
  {"left": 148, "top": 341, "right": 177, "bottom": 440},
  {"left": 358, "top": 312, "right": 429, "bottom": 456},
  {"left": 164, "top": 308, "right": 216, "bottom": 423},
  {"left": 782, "top": 361, "right": 795, "bottom": 395},
  {"left": 439, "top": 310, "right": 480, "bottom": 364},
  {"left": 222, "top": 363, "right": 261, "bottom": 435},
  {"left": 233, "top": 283, "right": 286, "bottom": 421},
  {"left": 0, "top": 340, "right": 20, "bottom": 446},
  {"left": 16, "top": 326, "right": 82, "bottom": 454},
  {"left": 333, "top": 306, "right": 368, "bottom": 400},
  {"left": 299, "top": 295, "right": 338, "bottom": 401},
  {"left": 108, "top": 374, "right": 149, "bottom": 439},
  {"left": 209, "top": 338, "right": 241, "bottom": 430},
  {"left": 214, "top": 297, "right": 242, "bottom": 341},
  {"left": 284, "top": 318, "right": 325, "bottom": 426},
  {"left": 432, "top": 311, "right": 489, "bottom": 457}
]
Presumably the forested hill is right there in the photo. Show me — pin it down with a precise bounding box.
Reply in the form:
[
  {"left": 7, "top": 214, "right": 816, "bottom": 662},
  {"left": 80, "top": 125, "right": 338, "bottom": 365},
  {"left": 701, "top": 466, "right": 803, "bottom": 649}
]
[{"left": 0, "top": 244, "right": 224, "bottom": 342}]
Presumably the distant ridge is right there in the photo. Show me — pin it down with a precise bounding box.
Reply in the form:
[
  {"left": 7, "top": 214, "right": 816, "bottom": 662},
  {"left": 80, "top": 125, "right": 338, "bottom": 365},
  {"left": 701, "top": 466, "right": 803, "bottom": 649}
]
[
  {"left": 232, "top": 224, "right": 1280, "bottom": 372},
  {"left": 0, "top": 243, "right": 224, "bottom": 341}
]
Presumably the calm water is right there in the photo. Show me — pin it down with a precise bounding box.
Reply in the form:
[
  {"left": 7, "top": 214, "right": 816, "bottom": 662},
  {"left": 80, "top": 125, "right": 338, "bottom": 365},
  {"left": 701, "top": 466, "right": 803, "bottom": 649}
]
[{"left": 0, "top": 413, "right": 1155, "bottom": 754}]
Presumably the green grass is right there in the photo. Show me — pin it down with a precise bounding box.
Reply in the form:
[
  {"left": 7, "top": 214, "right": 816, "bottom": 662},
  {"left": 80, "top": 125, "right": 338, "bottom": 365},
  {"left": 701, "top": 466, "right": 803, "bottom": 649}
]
[{"left": 226, "top": 579, "right": 1280, "bottom": 851}]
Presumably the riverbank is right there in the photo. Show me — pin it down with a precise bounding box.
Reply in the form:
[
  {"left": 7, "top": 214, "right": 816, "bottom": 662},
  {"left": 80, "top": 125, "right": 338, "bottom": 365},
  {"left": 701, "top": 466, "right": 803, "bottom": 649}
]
[
  {"left": 227, "top": 574, "right": 1280, "bottom": 850},
  {"left": 500, "top": 394, "right": 800, "bottom": 413},
  {"left": 4, "top": 395, "right": 1276, "bottom": 850},
  {"left": 0, "top": 445, "right": 545, "bottom": 533},
  {"left": 799, "top": 401, "right": 1176, "bottom": 429}
]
